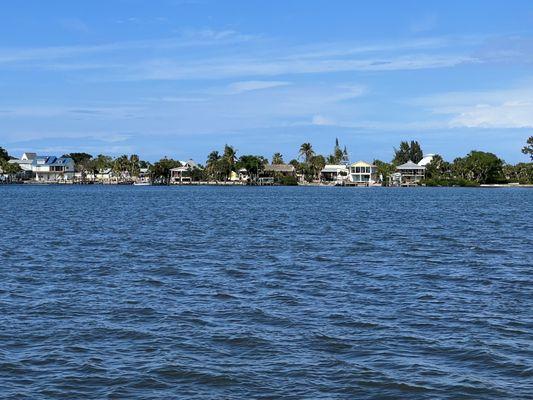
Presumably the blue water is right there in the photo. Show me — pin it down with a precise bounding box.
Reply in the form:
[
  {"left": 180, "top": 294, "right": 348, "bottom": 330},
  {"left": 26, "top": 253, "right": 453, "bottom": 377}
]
[{"left": 0, "top": 185, "right": 532, "bottom": 399}]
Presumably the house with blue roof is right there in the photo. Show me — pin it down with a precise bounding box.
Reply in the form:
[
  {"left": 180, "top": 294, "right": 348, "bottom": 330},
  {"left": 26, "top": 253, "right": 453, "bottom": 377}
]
[{"left": 9, "top": 153, "right": 75, "bottom": 182}]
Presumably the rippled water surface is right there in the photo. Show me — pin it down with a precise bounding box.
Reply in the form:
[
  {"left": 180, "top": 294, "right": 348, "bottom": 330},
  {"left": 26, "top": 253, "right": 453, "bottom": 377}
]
[{"left": 1, "top": 185, "right": 532, "bottom": 399}]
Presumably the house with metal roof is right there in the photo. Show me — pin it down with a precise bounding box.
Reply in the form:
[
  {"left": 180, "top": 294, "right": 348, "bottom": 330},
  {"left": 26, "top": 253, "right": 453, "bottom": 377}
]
[
  {"left": 391, "top": 160, "right": 426, "bottom": 186},
  {"left": 347, "top": 161, "right": 379, "bottom": 186},
  {"left": 170, "top": 159, "right": 201, "bottom": 184},
  {"left": 320, "top": 164, "right": 349, "bottom": 184},
  {"left": 9, "top": 153, "right": 75, "bottom": 182}
]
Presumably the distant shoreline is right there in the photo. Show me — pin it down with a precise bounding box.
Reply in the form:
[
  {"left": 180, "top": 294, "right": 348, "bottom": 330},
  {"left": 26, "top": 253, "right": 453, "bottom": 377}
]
[{"left": 2, "top": 182, "right": 533, "bottom": 188}]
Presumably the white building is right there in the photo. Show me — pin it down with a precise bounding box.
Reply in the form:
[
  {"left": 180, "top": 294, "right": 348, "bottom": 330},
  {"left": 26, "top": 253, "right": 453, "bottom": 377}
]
[
  {"left": 320, "top": 164, "right": 349, "bottom": 184},
  {"left": 391, "top": 160, "right": 426, "bottom": 186},
  {"left": 170, "top": 159, "right": 200, "bottom": 184},
  {"left": 418, "top": 154, "right": 435, "bottom": 167},
  {"left": 9, "top": 153, "right": 75, "bottom": 182},
  {"left": 348, "top": 161, "right": 379, "bottom": 186}
]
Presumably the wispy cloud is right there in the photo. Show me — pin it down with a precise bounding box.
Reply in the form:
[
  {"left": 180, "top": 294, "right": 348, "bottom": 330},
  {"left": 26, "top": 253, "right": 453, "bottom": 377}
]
[
  {"left": 227, "top": 80, "right": 291, "bottom": 94},
  {"left": 130, "top": 53, "right": 474, "bottom": 82},
  {"left": 0, "top": 105, "right": 142, "bottom": 118},
  {"left": 414, "top": 82, "right": 533, "bottom": 128},
  {"left": 0, "top": 29, "right": 256, "bottom": 65},
  {"left": 311, "top": 114, "right": 335, "bottom": 126}
]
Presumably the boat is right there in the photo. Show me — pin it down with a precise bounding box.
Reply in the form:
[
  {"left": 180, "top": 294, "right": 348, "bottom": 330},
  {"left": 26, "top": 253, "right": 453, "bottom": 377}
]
[{"left": 133, "top": 181, "right": 151, "bottom": 186}]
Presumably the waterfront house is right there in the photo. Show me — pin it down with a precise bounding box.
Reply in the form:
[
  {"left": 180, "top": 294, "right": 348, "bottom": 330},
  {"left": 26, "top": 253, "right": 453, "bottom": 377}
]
[
  {"left": 228, "top": 168, "right": 249, "bottom": 182},
  {"left": 320, "top": 164, "right": 349, "bottom": 184},
  {"left": 95, "top": 168, "right": 115, "bottom": 183},
  {"left": 262, "top": 164, "right": 296, "bottom": 177},
  {"left": 136, "top": 167, "right": 150, "bottom": 184},
  {"left": 348, "top": 161, "right": 379, "bottom": 186},
  {"left": 170, "top": 159, "right": 200, "bottom": 184},
  {"left": 9, "top": 152, "right": 36, "bottom": 172},
  {"left": 9, "top": 153, "right": 75, "bottom": 182},
  {"left": 258, "top": 164, "right": 295, "bottom": 184},
  {"left": 392, "top": 160, "right": 426, "bottom": 186},
  {"left": 170, "top": 166, "right": 191, "bottom": 183},
  {"left": 238, "top": 168, "right": 249, "bottom": 181}
]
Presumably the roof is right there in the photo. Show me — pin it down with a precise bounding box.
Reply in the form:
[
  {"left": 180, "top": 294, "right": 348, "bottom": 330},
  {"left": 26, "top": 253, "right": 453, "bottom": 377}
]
[
  {"left": 32, "top": 156, "right": 73, "bottom": 166},
  {"left": 263, "top": 164, "right": 295, "bottom": 173},
  {"left": 170, "top": 166, "right": 189, "bottom": 172},
  {"left": 418, "top": 154, "right": 435, "bottom": 166},
  {"left": 21, "top": 152, "right": 37, "bottom": 160},
  {"left": 350, "top": 160, "right": 376, "bottom": 167},
  {"left": 397, "top": 160, "right": 425, "bottom": 170},
  {"left": 179, "top": 159, "right": 199, "bottom": 168},
  {"left": 321, "top": 164, "right": 348, "bottom": 173}
]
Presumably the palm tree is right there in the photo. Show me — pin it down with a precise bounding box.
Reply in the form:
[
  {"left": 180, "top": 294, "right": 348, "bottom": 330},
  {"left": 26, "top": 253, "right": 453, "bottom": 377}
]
[
  {"left": 310, "top": 155, "right": 326, "bottom": 181},
  {"left": 207, "top": 151, "right": 220, "bottom": 165},
  {"left": 299, "top": 142, "right": 314, "bottom": 162},
  {"left": 223, "top": 145, "right": 237, "bottom": 167},
  {"left": 522, "top": 136, "right": 533, "bottom": 161},
  {"left": 129, "top": 154, "right": 140, "bottom": 177},
  {"left": 206, "top": 151, "right": 221, "bottom": 181},
  {"left": 272, "top": 152, "right": 284, "bottom": 165},
  {"left": 113, "top": 155, "right": 129, "bottom": 182}
]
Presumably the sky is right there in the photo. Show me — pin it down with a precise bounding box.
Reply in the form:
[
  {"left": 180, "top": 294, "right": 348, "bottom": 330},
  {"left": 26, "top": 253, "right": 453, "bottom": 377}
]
[{"left": 1, "top": 0, "right": 533, "bottom": 164}]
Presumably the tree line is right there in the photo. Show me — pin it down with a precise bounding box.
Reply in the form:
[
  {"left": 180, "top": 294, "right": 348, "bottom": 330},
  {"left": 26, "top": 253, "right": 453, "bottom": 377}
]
[{"left": 1, "top": 135, "right": 532, "bottom": 185}]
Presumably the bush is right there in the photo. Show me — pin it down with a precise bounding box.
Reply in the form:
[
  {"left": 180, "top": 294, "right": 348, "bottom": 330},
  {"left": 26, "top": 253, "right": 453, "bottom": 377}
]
[
  {"left": 422, "top": 178, "right": 479, "bottom": 187},
  {"left": 277, "top": 175, "right": 299, "bottom": 186}
]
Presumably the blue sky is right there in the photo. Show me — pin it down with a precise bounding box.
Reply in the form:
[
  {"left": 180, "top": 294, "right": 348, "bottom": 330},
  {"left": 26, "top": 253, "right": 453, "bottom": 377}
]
[{"left": 1, "top": 0, "right": 532, "bottom": 163}]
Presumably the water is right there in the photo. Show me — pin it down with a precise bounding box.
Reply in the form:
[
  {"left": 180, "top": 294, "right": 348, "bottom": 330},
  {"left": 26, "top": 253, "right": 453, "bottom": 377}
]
[{"left": 1, "top": 185, "right": 532, "bottom": 399}]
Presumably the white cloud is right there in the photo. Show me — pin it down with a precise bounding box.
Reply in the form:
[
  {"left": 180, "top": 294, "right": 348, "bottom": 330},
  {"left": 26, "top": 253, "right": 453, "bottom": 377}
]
[
  {"left": 311, "top": 115, "right": 335, "bottom": 126},
  {"left": 0, "top": 30, "right": 256, "bottom": 65},
  {"left": 0, "top": 105, "right": 142, "bottom": 118},
  {"left": 227, "top": 80, "right": 291, "bottom": 94},
  {"left": 417, "top": 83, "right": 533, "bottom": 128},
  {"left": 449, "top": 102, "right": 533, "bottom": 128},
  {"left": 131, "top": 54, "right": 473, "bottom": 81}
]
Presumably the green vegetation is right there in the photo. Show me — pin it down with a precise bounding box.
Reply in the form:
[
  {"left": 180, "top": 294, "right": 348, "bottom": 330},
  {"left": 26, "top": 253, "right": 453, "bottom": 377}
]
[
  {"left": 373, "top": 160, "right": 395, "bottom": 186},
  {"left": 150, "top": 158, "right": 181, "bottom": 185},
  {"left": 298, "top": 142, "right": 314, "bottom": 162},
  {"left": 236, "top": 155, "right": 267, "bottom": 182},
  {"left": 326, "top": 138, "right": 349, "bottom": 164},
  {"left": 522, "top": 136, "right": 533, "bottom": 161},
  {"left": 422, "top": 178, "right": 479, "bottom": 187},
  {"left": 277, "top": 175, "right": 298, "bottom": 186},
  {"left": 0, "top": 146, "right": 9, "bottom": 161},
  {"left": 503, "top": 163, "right": 533, "bottom": 184},
  {"left": 272, "top": 153, "right": 284, "bottom": 165},
  {"left": 0, "top": 147, "right": 22, "bottom": 182},
  {"left": 392, "top": 140, "right": 423, "bottom": 164},
  {"left": 421, "top": 151, "right": 504, "bottom": 185}
]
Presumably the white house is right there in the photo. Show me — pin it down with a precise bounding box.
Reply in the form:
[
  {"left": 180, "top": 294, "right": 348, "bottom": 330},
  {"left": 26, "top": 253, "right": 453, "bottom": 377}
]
[
  {"left": 9, "top": 153, "right": 75, "bottom": 182},
  {"left": 391, "top": 160, "right": 426, "bottom": 186},
  {"left": 9, "top": 152, "right": 36, "bottom": 172},
  {"left": 320, "top": 164, "right": 349, "bottom": 184},
  {"left": 170, "top": 159, "right": 200, "bottom": 184},
  {"left": 348, "top": 161, "right": 379, "bottom": 186}
]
